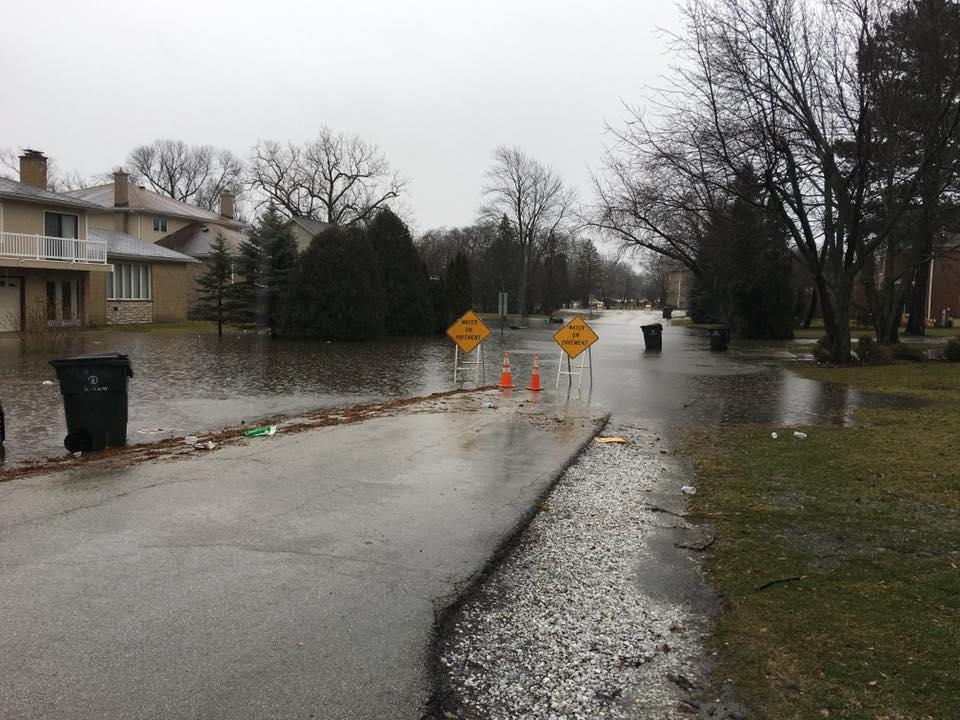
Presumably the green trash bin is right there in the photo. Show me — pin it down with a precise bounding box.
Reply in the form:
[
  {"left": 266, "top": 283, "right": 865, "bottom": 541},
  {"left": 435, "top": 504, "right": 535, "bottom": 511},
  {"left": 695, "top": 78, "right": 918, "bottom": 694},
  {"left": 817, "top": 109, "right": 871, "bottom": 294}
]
[
  {"left": 49, "top": 352, "right": 134, "bottom": 452},
  {"left": 641, "top": 322, "right": 663, "bottom": 351},
  {"left": 708, "top": 326, "right": 730, "bottom": 351}
]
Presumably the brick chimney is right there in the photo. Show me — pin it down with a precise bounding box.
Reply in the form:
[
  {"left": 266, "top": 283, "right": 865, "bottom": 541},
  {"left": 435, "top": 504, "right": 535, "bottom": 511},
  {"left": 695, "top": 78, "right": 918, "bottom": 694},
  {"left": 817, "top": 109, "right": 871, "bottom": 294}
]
[
  {"left": 18, "top": 149, "right": 48, "bottom": 189},
  {"left": 219, "top": 190, "right": 235, "bottom": 220},
  {"left": 113, "top": 170, "right": 129, "bottom": 207}
]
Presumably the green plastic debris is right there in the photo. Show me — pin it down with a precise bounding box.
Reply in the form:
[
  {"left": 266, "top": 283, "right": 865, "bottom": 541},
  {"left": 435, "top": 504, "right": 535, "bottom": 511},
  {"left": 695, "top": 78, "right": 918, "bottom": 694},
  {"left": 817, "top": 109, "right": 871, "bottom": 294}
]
[{"left": 243, "top": 425, "right": 278, "bottom": 437}]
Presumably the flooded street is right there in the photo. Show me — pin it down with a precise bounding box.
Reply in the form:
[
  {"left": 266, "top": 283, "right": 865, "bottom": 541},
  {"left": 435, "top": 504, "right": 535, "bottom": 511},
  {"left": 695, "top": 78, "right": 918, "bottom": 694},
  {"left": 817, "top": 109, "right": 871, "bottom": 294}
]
[{"left": 0, "top": 310, "right": 893, "bottom": 466}]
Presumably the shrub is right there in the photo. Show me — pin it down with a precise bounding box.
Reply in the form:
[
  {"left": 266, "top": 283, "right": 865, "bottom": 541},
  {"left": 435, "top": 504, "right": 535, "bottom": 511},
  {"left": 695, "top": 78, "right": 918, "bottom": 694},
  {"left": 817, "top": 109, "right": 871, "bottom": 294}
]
[
  {"left": 891, "top": 343, "right": 927, "bottom": 362},
  {"left": 813, "top": 336, "right": 832, "bottom": 363},
  {"left": 945, "top": 337, "right": 960, "bottom": 362},
  {"left": 856, "top": 336, "right": 894, "bottom": 365},
  {"left": 17, "top": 306, "right": 77, "bottom": 354}
]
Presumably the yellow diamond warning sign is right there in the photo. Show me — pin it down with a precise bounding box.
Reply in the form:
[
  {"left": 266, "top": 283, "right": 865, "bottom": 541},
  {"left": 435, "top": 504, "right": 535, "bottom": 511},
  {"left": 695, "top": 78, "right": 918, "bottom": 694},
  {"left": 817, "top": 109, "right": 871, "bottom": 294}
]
[
  {"left": 446, "top": 310, "right": 490, "bottom": 354},
  {"left": 553, "top": 315, "right": 599, "bottom": 359}
]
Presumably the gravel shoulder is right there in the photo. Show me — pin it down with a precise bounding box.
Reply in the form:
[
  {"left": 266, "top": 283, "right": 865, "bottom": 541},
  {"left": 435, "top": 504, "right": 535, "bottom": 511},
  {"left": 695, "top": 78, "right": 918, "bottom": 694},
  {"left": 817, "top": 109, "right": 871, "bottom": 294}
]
[{"left": 434, "top": 422, "right": 747, "bottom": 719}]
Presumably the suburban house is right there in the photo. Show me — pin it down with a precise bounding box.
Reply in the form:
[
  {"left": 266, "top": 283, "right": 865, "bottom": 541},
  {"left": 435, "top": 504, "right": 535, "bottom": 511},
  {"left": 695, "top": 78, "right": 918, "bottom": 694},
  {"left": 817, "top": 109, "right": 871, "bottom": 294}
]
[
  {"left": 67, "top": 172, "right": 243, "bottom": 246},
  {"left": 0, "top": 151, "right": 199, "bottom": 332},
  {"left": 285, "top": 217, "right": 333, "bottom": 251},
  {"left": 0, "top": 152, "right": 110, "bottom": 332},
  {"left": 68, "top": 171, "right": 245, "bottom": 312}
]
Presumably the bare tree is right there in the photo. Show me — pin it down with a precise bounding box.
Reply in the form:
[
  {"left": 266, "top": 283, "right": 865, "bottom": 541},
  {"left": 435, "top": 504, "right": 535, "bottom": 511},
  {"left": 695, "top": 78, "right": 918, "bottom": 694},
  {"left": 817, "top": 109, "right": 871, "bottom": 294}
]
[
  {"left": 127, "top": 139, "right": 244, "bottom": 211},
  {"left": 249, "top": 126, "right": 406, "bottom": 226},
  {"left": 599, "top": 0, "right": 960, "bottom": 362},
  {"left": 480, "top": 146, "right": 576, "bottom": 317},
  {"left": 590, "top": 117, "right": 733, "bottom": 277}
]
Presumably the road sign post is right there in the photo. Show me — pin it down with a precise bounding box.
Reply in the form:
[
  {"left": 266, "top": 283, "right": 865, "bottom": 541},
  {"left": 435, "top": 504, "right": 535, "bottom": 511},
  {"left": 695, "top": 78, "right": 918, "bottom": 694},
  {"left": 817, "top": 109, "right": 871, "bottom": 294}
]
[
  {"left": 552, "top": 315, "right": 599, "bottom": 390},
  {"left": 446, "top": 310, "right": 491, "bottom": 385}
]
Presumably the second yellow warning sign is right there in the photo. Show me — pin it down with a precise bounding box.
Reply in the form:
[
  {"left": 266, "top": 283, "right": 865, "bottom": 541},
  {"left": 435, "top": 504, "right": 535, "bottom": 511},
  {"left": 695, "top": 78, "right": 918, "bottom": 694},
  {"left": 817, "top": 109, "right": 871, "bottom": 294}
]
[{"left": 553, "top": 315, "right": 599, "bottom": 359}]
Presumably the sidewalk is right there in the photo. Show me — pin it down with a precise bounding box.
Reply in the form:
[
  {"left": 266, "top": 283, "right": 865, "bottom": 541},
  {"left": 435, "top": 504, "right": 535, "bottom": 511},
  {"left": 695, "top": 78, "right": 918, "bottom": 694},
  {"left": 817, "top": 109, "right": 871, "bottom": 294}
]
[{"left": 0, "top": 390, "right": 605, "bottom": 720}]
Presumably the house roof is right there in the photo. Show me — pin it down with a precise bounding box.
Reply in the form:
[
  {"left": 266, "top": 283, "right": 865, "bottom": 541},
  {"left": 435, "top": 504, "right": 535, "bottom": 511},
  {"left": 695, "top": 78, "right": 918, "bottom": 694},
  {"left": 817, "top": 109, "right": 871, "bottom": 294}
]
[
  {"left": 66, "top": 182, "right": 243, "bottom": 228},
  {"left": 0, "top": 177, "right": 103, "bottom": 211},
  {"left": 88, "top": 228, "right": 199, "bottom": 264},
  {"left": 155, "top": 222, "right": 247, "bottom": 257},
  {"left": 287, "top": 217, "right": 334, "bottom": 239}
]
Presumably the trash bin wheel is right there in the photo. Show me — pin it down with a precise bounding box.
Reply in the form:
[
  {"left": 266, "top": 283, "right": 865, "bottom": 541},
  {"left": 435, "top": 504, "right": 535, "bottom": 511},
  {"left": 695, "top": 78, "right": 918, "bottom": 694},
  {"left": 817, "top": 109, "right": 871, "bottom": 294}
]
[{"left": 64, "top": 430, "right": 92, "bottom": 453}]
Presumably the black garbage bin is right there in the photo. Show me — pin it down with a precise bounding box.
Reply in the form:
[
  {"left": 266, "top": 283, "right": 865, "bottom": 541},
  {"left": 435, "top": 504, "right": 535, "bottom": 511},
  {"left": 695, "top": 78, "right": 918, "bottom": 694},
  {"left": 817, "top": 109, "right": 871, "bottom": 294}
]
[
  {"left": 641, "top": 322, "right": 663, "bottom": 351},
  {"left": 662, "top": 306, "right": 673, "bottom": 319},
  {"left": 708, "top": 326, "right": 730, "bottom": 351},
  {"left": 49, "top": 353, "right": 134, "bottom": 452}
]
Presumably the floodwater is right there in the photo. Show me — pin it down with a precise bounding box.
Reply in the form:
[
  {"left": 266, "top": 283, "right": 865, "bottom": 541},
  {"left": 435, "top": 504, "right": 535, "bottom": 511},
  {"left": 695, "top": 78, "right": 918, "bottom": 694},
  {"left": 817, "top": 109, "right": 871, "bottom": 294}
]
[{"left": 0, "top": 311, "right": 903, "bottom": 467}]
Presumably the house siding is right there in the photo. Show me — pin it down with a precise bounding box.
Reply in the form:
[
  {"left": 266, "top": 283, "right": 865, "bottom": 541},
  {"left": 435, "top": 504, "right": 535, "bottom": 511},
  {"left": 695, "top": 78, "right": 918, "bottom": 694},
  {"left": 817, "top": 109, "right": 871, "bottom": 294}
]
[
  {"left": 930, "top": 254, "right": 960, "bottom": 322},
  {"left": 0, "top": 199, "right": 87, "bottom": 239},
  {"left": 88, "top": 211, "right": 190, "bottom": 244},
  {"left": 151, "top": 263, "right": 191, "bottom": 322}
]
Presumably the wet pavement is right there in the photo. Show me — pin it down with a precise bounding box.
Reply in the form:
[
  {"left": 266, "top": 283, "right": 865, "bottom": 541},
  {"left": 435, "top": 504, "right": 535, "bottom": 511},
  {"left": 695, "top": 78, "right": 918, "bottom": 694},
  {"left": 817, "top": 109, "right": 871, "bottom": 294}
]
[
  {"left": 0, "top": 393, "right": 605, "bottom": 720},
  {"left": 2, "top": 312, "right": 886, "bottom": 465},
  {"left": 0, "top": 311, "right": 895, "bottom": 719}
]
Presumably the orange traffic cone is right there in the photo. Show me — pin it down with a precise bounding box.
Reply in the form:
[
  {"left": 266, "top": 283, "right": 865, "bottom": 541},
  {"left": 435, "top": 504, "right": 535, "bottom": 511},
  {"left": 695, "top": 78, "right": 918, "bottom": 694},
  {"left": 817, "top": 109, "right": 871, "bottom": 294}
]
[
  {"left": 527, "top": 355, "right": 543, "bottom": 391},
  {"left": 497, "top": 352, "right": 516, "bottom": 388}
]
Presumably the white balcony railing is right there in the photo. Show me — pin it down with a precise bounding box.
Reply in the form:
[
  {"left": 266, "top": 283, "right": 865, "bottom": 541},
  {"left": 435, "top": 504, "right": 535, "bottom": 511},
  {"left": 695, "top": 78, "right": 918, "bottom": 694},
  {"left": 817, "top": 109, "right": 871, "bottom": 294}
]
[{"left": 0, "top": 232, "right": 108, "bottom": 264}]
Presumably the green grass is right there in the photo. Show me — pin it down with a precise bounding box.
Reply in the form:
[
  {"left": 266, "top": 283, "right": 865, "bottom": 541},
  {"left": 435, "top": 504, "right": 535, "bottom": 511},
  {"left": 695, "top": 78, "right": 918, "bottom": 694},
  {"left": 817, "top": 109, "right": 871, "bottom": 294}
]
[{"left": 686, "top": 362, "right": 960, "bottom": 719}]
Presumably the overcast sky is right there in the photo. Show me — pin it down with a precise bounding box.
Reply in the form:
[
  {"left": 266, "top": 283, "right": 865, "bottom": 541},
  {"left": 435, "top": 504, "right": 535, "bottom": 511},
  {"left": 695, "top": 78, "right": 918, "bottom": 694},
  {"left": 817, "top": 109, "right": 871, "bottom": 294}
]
[{"left": 0, "top": 0, "right": 681, "bottom": 233}]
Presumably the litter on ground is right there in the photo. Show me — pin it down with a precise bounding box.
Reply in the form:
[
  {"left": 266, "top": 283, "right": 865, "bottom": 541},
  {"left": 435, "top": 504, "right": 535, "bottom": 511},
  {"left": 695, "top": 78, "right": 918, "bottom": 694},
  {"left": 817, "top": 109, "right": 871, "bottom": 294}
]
[
  {"left": 594, "top": 436, "right": 627, "bottom": 444},
  {"left": 243, "top": 425, "right": 278, "bottom": 437},
  {"left": 793, "top": 431, "right": 808, "bottom": 439},
  {"left": 680, "top": 485, "right": 698, "bottom": 495},
  {"left": 193, "top": 440, "right": 216, "bottom": 451},
  {"left": 771, "top": 431, "right": 779, "bottom": 439}
]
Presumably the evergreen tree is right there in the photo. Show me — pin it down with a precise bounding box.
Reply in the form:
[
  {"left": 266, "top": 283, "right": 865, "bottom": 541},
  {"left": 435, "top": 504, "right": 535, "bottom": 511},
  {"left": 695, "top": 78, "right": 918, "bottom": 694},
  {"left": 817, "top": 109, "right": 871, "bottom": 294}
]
[
  {"left": 574, "top": 240, "right": 603, "bottom": 310},
  {"left": 282, "top": 227, "right": 385, "bottom": 340},
  {"left": 232, "top": 204, "right": 299, "bottom": 334},
  {"left": 366, "top": 208, "right": 434, "bottom": 335},
  {"left": 193, "top": 233, "right": 237, "bottom": 337},
  {"left": 687, "top": 171, "right": 794, "bottom": 338},
  {"left": 444, "top": 251, "right": 473, "bottom": 324},
  {"left": 428, "top": 273, "right": 449, "bottom": 333},
  {"left": 260, "top": 206, "right": 300, "bottom": 337},
  {"left": 232, "top": 233, "right": 264, "bottom": 327}
]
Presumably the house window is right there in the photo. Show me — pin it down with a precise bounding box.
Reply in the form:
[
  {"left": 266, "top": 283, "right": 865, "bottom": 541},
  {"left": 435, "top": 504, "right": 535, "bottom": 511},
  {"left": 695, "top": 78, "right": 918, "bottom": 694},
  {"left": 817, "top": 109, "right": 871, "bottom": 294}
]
[
  {"left": 108, "top": 263, "right": 151, "bottom": 300},
  {"left": 43, "top": 212, "right": 79, "bottom": 239},
  {"left": 153, "top": 216, "right": 167, "bottom": 232}
]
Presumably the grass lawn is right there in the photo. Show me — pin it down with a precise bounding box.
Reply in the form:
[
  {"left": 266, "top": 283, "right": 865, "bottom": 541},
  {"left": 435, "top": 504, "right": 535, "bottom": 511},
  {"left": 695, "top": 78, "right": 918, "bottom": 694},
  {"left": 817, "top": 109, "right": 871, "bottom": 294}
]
[{"left": 686, "top": 362, "right": 960, "bottom": 719}]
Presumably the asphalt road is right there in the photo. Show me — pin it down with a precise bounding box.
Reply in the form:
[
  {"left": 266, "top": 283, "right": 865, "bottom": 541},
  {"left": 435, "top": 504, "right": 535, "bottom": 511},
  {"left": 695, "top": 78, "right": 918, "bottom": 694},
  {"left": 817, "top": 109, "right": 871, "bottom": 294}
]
[
  {"left": 0, "top": 401, "right": 603, "bottom": 720},
  {"left": 0, "top": 310, "right": 867, "bottom": 719}
]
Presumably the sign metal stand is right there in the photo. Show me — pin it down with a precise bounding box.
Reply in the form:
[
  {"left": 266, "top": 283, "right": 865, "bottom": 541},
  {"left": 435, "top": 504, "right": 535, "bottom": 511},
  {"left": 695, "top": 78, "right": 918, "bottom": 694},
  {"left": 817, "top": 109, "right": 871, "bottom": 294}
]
[
  {"left": 555, "top": 346, "right": 592, "bottom": 390},
  {"left": 552, "top": 314, "right": 598, "bottom": 391},
  {"left": 454, "top": 343, "right": 486, "bottom": 385}
]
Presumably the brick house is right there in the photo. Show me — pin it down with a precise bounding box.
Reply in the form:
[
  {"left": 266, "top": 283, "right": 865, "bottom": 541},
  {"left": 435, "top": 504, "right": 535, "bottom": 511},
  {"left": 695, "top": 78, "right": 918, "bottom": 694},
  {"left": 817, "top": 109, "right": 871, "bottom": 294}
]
[
  {"left": 0, "top": 152, "right": 110, "bottom": 332},
  {"left": 67, "top": 171, "right": 245, "bottom": 320},
  {"left": 0, "top": 151, "right": 201, "bottom": 332}
]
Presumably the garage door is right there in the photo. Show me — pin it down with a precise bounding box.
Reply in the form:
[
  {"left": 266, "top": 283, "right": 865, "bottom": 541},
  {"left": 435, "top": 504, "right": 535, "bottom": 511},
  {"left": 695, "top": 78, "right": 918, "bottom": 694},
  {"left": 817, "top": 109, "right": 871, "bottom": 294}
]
[{"left": 0, "top": 278, "right": 21, "bottom": 332}]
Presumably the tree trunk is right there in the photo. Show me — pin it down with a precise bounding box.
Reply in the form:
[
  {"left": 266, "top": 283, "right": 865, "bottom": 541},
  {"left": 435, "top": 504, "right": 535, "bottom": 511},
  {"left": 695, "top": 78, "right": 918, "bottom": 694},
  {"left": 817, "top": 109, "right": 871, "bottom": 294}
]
[
  {"left": 517, "top": 252, "right": 529, "bottom": 318},
  {"left": 905, "top": 261, "right": 929, "bottom": 336},
  {"left": 803, "top": 287, "right": 818, "bottom": 328},
  {"left": 819, "top": 274, "right": 852, "bottom": 363}
]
